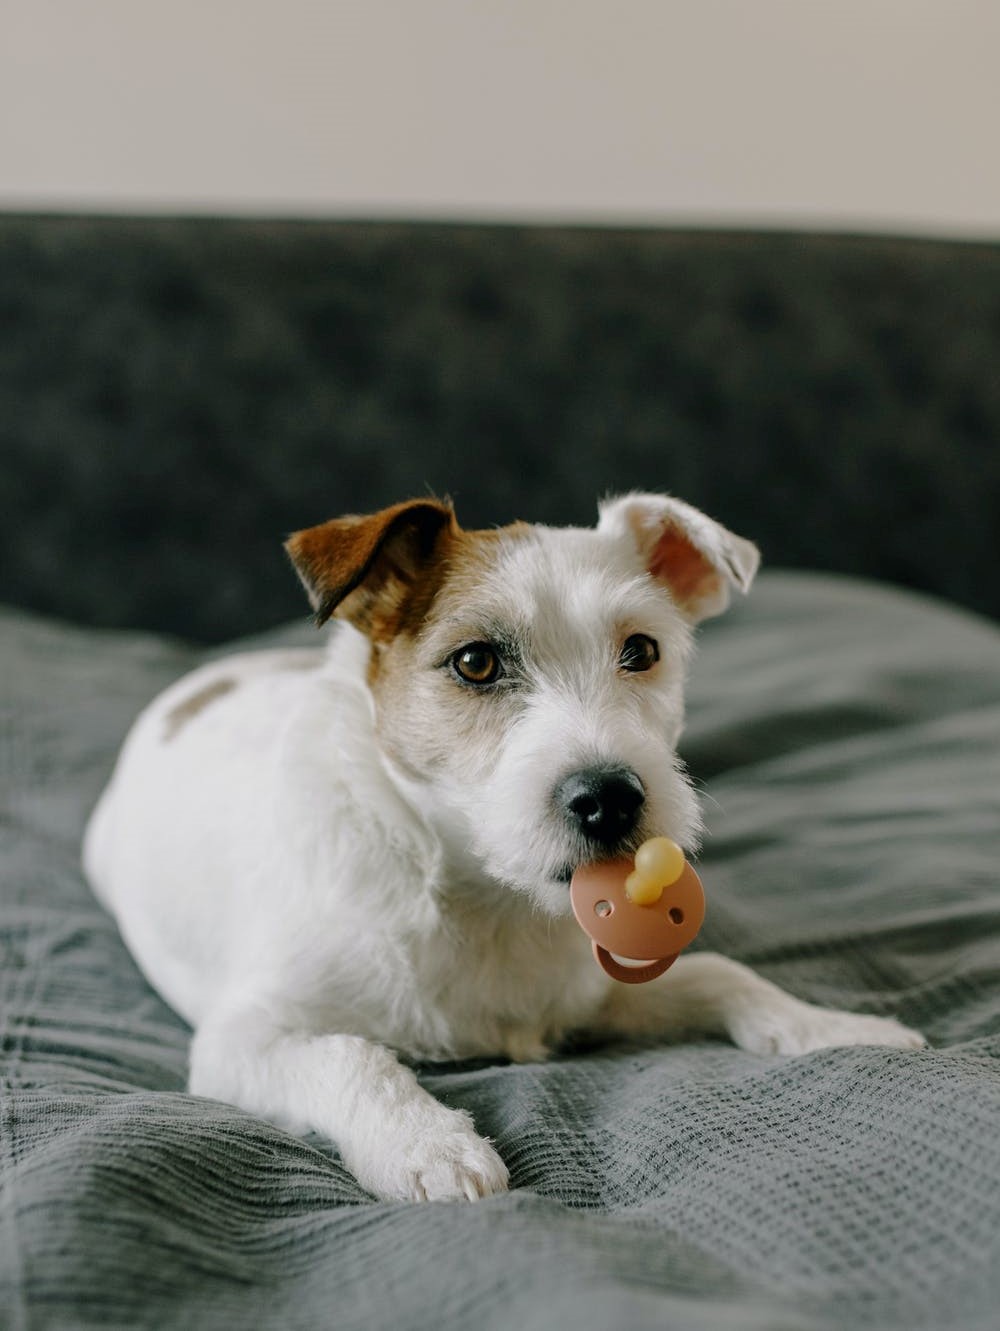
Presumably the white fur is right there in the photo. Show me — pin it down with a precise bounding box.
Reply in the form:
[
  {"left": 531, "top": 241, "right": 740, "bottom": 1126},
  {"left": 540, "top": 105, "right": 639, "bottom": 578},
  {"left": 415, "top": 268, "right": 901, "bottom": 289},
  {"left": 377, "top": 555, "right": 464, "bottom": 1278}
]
[{"left": 83, "top": 494, "right": 924, "bottom": 1203}]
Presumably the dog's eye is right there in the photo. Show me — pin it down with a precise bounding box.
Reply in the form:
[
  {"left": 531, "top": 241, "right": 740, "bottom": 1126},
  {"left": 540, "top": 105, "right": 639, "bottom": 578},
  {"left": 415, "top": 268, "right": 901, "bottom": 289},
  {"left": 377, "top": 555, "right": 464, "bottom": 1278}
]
[
  {"left": 619, "top": 634, "right": 659, "bottom": 673},
  {"left": 452, "top": 643, "right": 502, "bottom": 686}
]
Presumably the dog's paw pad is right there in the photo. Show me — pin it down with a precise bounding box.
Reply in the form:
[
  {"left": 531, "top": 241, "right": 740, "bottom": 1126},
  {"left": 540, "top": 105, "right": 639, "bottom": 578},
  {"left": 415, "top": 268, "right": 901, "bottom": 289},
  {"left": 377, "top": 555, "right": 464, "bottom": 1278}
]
[{"left": 731, "top": 1001, "right": 927, "bottom": 1058}]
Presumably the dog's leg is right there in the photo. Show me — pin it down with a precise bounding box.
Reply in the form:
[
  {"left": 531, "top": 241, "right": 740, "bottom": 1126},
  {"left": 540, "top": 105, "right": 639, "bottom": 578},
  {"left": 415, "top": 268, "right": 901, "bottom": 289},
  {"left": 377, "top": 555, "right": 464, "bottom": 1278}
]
[
  {"left": 189, "top": 1006, "right": 509, "bottom": 1202},
  {"left": 590, "top": 953, "right": 925, "bottom": 1055}
]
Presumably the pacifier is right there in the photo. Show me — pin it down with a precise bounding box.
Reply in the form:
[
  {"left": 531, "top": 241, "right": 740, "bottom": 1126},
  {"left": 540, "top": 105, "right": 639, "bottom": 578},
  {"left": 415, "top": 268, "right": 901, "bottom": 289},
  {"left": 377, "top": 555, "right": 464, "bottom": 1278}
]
[{"left": 569, "top": 837, "right": 705, "bottom": 984}]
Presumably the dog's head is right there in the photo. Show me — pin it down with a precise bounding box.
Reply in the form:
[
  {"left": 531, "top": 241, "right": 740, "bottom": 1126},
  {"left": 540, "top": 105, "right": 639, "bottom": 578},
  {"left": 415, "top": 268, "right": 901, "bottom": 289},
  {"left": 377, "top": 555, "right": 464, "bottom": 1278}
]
[{"left": 286, "top": 494, "right": 758, "bottom": 914}]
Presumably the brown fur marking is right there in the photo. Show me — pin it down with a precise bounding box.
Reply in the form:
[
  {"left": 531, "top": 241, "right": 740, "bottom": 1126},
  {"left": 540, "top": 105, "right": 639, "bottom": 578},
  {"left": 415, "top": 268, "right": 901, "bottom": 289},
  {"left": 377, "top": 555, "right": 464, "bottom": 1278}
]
[
  {"left": 365, "top": 522, "right": 535, "bottom": 681},
  {"left": 163, "top": 678, "right": 237, "bottom": 741},
  {"left": 285, "top": 500, "right": 535, "bottom": 688},
  {"left": 285, "top": 500, "right": 457, "bottom": 630}
]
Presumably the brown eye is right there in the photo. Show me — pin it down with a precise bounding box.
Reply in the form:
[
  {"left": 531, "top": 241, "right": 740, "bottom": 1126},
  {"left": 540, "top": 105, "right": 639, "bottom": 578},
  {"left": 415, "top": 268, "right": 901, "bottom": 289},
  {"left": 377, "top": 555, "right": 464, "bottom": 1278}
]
[
  {"left": 619, "top": 633, "right": 659, "bottom": 673},
  {"left": 452, "top": 643, "right": 501, "bottom": 686}
]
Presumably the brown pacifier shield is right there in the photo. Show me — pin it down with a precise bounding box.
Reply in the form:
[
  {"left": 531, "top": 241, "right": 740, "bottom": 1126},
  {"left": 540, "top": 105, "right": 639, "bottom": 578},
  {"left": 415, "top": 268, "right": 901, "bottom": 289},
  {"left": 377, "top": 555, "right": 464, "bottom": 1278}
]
[{"left": 569, "top": 857, "right": 706, "bottom": 985}]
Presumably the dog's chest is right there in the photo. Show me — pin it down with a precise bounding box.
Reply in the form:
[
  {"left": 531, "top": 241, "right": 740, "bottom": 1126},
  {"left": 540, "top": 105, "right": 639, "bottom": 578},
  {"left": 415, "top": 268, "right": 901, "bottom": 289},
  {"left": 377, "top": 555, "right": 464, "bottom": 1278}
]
[{"left": 395, "top": 900, "right": 607, "bottom": 1061}]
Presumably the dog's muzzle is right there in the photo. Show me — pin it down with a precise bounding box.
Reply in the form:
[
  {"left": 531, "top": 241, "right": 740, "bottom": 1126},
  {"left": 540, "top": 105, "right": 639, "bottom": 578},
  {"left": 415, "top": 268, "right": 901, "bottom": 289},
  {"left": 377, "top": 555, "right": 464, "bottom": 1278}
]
[{"left": 555, "top": 765, "right": 645, "bottom": 851}]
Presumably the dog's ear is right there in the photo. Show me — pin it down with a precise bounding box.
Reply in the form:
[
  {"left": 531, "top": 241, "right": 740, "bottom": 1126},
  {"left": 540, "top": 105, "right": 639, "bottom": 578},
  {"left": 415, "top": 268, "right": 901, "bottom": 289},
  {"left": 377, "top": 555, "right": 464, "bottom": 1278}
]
[
  {"left": 597, "top": 493, "right": 760, "bottom": 622},
  {"left": 285, "top": 499, "right": 457, "bottom": 633}
]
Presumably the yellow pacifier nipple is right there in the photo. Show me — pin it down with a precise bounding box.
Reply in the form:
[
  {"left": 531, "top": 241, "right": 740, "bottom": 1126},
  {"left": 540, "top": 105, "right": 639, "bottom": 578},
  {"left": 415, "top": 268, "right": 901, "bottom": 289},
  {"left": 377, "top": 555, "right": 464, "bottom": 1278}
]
[{"left": 624, "top": 837, "right": 687, "bottom": 905}]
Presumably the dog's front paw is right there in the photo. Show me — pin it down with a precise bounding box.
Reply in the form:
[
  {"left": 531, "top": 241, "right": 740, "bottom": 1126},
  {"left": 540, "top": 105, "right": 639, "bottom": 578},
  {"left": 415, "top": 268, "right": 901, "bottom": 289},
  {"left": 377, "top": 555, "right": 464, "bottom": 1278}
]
[
  {"left": 729, "top": 996, "right": 926, "bottom": 1058},
  {"left": 347, "top": 1108, "right": 510, "bottom": 1204}
]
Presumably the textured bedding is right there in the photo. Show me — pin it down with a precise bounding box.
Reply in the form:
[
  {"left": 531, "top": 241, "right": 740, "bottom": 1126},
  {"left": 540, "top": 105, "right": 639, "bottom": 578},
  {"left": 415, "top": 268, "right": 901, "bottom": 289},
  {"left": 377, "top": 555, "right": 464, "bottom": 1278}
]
[{"left": 2, "top": 571, "right": 999, "bottom": 1330}]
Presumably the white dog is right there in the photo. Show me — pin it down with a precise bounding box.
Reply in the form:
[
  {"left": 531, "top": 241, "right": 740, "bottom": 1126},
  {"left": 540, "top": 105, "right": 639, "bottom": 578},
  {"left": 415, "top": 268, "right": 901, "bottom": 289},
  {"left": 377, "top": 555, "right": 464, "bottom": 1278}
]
[{"left": 83, "top": 493, "right": 924, "bottom": 1202}]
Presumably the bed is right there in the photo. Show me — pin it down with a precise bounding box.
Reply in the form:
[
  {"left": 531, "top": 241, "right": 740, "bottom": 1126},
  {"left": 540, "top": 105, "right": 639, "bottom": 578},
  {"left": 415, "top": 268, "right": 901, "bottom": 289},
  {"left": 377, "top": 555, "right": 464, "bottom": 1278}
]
[{"left": 1, "top": 217, "right": 998, "bottom": 1329}]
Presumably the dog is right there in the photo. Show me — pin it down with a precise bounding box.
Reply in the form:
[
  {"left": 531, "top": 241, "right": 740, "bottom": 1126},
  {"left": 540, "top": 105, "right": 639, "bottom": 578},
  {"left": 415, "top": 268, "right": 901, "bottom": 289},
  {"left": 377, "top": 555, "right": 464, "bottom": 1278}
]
[{"left": 83, "top": 492, "right": 924, "bottom": 1202}]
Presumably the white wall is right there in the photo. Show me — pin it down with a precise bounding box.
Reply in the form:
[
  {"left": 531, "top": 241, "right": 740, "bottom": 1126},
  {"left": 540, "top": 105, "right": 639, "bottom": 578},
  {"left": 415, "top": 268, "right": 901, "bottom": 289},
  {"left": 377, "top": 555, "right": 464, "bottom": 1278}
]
[{"left": 2, "top": 0, "right": 999, "bottom": 238}]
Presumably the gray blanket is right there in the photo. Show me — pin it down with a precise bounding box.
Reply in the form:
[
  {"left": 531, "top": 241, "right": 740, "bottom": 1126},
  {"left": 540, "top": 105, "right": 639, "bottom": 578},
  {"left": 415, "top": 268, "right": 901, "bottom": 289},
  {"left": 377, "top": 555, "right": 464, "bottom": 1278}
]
[{"left": 2, "top": 572, "right": 999, "bottom": 1330}]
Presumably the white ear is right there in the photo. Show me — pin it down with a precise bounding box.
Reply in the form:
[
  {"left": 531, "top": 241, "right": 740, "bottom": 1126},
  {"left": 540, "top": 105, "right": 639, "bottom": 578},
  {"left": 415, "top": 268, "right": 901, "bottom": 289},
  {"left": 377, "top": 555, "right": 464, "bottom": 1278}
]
[{"left": 597, "top": 492, "right": 760, "bottom": 622}]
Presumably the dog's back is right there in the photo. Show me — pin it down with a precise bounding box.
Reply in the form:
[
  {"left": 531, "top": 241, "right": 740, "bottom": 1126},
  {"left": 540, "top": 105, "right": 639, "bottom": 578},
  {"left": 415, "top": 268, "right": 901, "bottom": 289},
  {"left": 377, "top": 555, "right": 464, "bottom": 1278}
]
[{"left": 83, "top": 648, "right": 329, "bottom": 1022}]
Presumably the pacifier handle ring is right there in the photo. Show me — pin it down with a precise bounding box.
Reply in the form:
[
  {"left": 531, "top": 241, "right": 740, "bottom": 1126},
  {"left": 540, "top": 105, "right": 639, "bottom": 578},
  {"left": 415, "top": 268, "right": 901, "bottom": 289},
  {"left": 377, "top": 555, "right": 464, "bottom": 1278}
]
[{"left": 592, "top": 943, "right": 678, "bottom": 985}]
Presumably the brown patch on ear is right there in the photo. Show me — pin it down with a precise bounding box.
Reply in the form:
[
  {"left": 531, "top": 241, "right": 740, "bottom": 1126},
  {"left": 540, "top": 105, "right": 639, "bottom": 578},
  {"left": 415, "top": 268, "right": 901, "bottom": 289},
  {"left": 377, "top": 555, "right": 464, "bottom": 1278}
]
[
  {"left": 649, "top": 528, "right": 725, "bottom": 618},
  {"left": 285, "top": 499, "right": 458, "bottom": 636}
]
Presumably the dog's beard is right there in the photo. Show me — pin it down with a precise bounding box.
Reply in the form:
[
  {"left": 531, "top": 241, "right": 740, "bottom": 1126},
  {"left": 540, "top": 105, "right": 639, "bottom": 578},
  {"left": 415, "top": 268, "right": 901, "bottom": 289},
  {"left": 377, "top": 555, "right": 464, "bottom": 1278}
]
[{"left": 380, "top": 682, "right": 702, "bottom": 916}]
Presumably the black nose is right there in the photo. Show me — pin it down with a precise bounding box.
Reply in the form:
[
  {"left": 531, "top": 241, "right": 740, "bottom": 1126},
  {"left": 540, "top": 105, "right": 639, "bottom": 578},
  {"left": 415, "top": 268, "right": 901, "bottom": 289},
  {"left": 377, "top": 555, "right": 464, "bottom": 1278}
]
[{"left": 556, "top": 766, "right": 645, "bottom": 849}]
